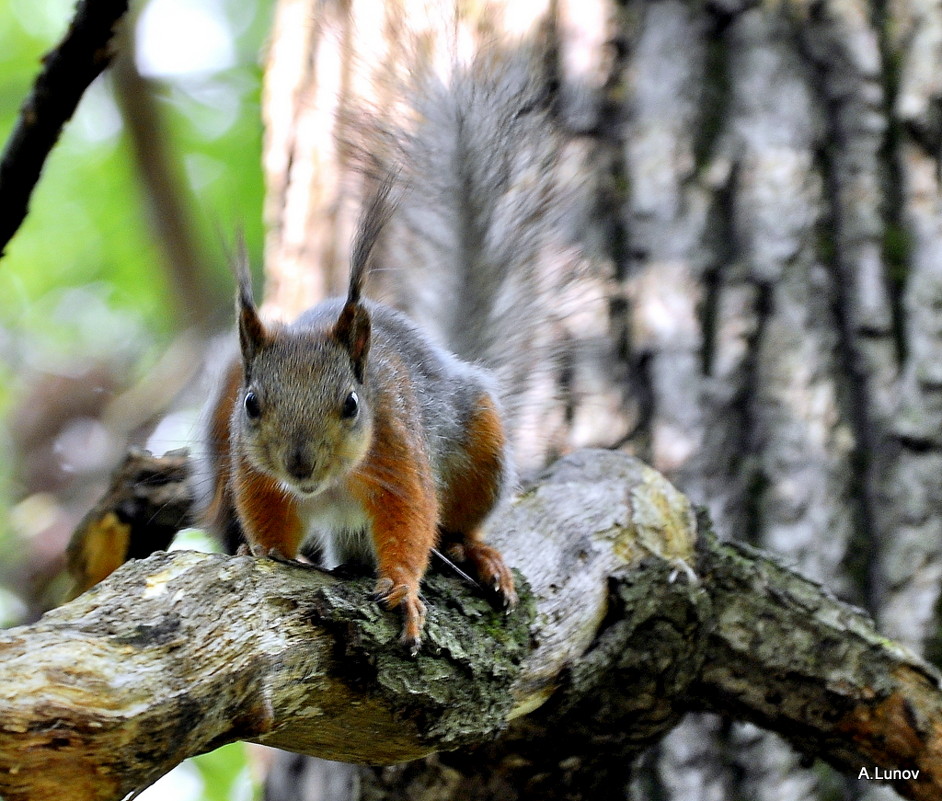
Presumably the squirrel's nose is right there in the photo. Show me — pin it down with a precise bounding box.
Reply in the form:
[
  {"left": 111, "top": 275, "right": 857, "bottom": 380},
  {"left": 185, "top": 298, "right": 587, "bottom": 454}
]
[{"left": 285, "top": 447, "right": 315, "bottom": 480}]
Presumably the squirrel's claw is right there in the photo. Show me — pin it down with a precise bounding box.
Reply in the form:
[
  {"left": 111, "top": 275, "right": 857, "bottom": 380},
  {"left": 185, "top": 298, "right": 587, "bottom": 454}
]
[
  {"left": 497, "top": 580, "right": 518, "bottom": 612},
  {"left": 371, "top": 576, "right": 395, "bottom": 603},
  {"left": 460, "top": 541, "right": 518, "bottom": 611},
  {"left": 372, "top": 576, "right": 426, "bottom": 656},
  {"left": 401, "top": 632, "right": 422, "bottom": 657},
  {"left": 255, "top": 545, "right": 297, "bottom": 564},
  {"left": 241, "top": 542, "right": 307, "bottom": 566}
]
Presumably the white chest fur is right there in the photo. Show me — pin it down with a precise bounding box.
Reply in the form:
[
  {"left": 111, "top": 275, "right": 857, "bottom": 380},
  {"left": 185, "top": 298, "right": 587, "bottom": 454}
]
[{"left": 296, "top": 483, "right": 374, "bottom": 568}]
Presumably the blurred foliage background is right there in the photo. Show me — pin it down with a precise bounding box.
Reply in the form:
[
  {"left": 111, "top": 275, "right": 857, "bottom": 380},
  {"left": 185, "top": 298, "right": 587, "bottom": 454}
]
[{"left": 0, "top": 0, "right": 274, "bottom": 796}]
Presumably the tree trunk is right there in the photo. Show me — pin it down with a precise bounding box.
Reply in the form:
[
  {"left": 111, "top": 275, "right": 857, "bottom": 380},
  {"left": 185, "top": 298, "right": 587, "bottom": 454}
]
[{"left": 257, "top": 0, "right": 942, "bottom": 798}]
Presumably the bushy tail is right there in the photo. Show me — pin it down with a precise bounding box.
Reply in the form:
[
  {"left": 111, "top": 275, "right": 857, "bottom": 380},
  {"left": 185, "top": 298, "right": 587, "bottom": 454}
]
[{"left": 360, "top": 45, "right": 594, "bottom": 470}]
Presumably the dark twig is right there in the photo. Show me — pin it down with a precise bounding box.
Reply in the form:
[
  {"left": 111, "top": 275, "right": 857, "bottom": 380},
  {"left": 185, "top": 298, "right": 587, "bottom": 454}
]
[{"left": 0, "top": 0, "right": 130, "bottom": 258}]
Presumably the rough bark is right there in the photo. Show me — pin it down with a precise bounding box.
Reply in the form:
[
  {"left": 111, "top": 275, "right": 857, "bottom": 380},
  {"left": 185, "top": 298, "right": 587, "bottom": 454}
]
[{"left": 4, "top": 451, "right": 942, "bottom": 801}]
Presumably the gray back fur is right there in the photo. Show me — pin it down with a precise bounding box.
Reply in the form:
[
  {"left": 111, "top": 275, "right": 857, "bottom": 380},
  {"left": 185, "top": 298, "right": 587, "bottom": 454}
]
[{"left": 361, "top": 46, "right": 592, "bottom": 469}]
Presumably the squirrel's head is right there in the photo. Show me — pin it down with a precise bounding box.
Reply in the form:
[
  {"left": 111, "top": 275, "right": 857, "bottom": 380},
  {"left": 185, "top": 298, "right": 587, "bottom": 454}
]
[{"left": 232, "top": 247, "right": 373, "bottom": 498}]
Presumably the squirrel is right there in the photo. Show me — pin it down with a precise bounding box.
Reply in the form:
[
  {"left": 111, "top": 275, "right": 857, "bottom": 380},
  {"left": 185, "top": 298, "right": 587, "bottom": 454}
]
[
  {"left": 200, "top": 181, "right": 518, "bottom": 654},
  {"left": 195, "top": 42, "right": 585, "bottom": 654}
]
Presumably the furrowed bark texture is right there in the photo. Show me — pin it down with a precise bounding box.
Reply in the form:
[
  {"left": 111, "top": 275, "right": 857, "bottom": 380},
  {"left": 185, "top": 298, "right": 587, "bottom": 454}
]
[
  {"left": 5, "top": 451, "right": 942, "bottom": 801},
  {"left": 260, "top": 0, "right": 942, "bottom": 797}
]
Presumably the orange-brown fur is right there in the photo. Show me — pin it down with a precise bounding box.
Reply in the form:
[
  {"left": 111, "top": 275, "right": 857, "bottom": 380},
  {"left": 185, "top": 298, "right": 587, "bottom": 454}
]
[
  {"left": 204, "top": 361, "right": 242, "bottom": 538},
  {"left": 205, "top": 359, "right": 304, "bottom": 558},
  {"left": 439, "top": 393, "right": 516, "bottom": 604},
  {"left": 349, "top": 401, "right": 438, "bottom": 644},
  {"left": 233, "top": 452, "right": 304, "bottom": 558},
  {"left": 440, "top": 393, "right": 506, "bottom": 534}
]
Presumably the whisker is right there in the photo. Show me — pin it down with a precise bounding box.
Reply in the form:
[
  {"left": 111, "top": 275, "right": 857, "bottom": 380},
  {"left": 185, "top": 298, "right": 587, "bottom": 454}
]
[
  {"left": 431, "top": 547, "right": 479, "bottom": 588},
  {"left": 354, "top": 471, "right": 411, "bottom": 501}
]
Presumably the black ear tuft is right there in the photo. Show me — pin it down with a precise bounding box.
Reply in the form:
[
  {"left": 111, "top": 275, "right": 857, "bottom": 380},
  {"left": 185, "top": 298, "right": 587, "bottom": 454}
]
[
  {"left": 233, "top": 236, "right": 267, "bottom": 369},
  {"left": 334, "top": 301, "right": 371, "bottom": 382}
]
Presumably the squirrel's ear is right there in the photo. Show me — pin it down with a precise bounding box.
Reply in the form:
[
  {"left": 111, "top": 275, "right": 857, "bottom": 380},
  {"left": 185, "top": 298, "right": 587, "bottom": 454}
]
[
  {"left": 238, "top": 293, "right": 268, "bottom": 368},
  {"left": 334, "top": 301, "right": 371, "bottom": 382},
  {"left": 233, "top": 237, "right": 268, "bottom": 367}
]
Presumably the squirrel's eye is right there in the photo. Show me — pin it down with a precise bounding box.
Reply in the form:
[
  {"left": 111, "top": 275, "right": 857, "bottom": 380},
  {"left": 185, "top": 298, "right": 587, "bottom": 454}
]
[
  {"left": 244, "top": 391, "right": 262, "bottom": 420},
  {"left": 341, "top": 391, "right": 359, "bottom": 419}
]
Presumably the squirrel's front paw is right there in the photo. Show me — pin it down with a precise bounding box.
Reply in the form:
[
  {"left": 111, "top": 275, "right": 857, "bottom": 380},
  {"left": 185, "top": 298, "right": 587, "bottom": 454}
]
[
  {"left": 372, "top": 575, "right": 426, "bottom": 656},
  {"left": 241, "top": 541, "right": 305, "bottom": 565}
]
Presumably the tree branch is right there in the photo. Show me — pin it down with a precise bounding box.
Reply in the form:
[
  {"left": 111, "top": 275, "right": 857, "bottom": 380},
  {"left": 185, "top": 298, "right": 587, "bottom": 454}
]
[
  {"left": 696, "top": 533, "right": 942, "bottom": 796},
  {"left": 1, "top": 450, "right": 941, "bottom": 801},
  {"left": 0, "top": 0, "right": 129, "bottom": 258},
  {"left": 65, "top": 448, "right": 192, "bottom": 600},
  {"left": 111, "top": 39, "right": 219, "bottom": 332}
]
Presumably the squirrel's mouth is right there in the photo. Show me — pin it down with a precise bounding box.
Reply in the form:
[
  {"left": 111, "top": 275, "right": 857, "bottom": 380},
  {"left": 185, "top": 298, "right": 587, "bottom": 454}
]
[{"left": 284, "top": 476, "right": 329, "bottom": 498}]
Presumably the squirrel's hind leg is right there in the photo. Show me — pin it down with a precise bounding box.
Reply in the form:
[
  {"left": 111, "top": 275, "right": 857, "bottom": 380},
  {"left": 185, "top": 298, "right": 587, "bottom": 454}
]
[
  {"left": 439, "top": 394, "right": 517, "bottom": 610},
  {"left": 440, "top": 532, "right": 518, "bottom": 610}
]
